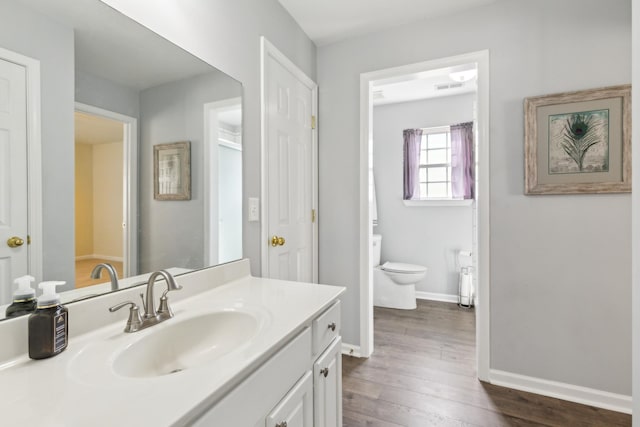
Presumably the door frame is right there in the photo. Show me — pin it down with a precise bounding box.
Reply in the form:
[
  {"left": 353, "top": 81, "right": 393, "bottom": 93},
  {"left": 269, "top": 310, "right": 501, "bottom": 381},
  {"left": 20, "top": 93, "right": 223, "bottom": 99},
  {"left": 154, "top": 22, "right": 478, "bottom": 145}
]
[
  {"left": 203, "top": 97, "right": 243, "bottom": 266},
  {"left": 0, "top": 47, "right": 43, "bottom": 282},
  {"left": 259, "top": 36, "right": 318, "bottom": 281},
  {"left": 358, "top": 50, "right": 491, "bottom": 380},
  {"left": 74, "top": 102, "right": 138, "bottom": 277}
]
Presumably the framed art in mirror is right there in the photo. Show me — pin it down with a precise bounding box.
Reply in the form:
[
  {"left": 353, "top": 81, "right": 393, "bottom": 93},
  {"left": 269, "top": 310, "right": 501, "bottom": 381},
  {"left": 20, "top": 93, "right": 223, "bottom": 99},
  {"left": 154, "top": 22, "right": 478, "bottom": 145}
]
[
  {"left": 154, "top": 141, "right": 192, "bottom": 200},
  {"left": 524, "top": 85, "right": 631, "bottom": 195}
]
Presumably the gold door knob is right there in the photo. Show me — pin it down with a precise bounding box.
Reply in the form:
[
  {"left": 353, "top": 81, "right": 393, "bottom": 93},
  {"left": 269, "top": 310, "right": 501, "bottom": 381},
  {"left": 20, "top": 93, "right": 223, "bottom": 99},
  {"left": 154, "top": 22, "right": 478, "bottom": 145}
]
[
  {"left": 7, "top": 237, "right": 24, "bottom": 248},
  {"left": 270, "top": 235, "right": 286, "bottom": 247}
]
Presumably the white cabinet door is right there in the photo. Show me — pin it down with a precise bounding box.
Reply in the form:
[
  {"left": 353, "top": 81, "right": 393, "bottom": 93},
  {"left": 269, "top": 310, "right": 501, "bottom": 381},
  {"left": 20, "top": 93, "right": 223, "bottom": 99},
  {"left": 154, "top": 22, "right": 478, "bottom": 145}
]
[
  {"left": 266, "top": 371, "right": 313, "bottom": 427},
  {"left": 313, "top": 337, "right": 342, "bottom": 427}
]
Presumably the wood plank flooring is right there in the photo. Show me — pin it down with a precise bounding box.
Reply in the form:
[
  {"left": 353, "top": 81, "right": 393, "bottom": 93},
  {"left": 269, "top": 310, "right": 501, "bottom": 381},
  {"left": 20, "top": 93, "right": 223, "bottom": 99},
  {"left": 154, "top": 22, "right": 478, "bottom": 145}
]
[{"left": 342, "top": 300, "right": 630, "bottom": 427}]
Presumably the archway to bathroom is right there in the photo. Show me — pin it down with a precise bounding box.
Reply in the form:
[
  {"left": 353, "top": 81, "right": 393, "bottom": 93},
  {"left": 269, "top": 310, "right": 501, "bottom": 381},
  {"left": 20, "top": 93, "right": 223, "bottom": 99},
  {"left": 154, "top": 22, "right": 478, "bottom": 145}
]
[{"left": 358, "top": 50, "right": 490, "bottom": 380}]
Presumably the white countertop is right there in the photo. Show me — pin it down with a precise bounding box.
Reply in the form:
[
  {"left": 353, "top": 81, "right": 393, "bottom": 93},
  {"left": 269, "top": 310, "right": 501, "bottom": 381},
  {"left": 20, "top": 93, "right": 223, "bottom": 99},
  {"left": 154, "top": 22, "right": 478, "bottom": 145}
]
[{"left": 0, "top": 265, "right": 344, "bottom": 426}]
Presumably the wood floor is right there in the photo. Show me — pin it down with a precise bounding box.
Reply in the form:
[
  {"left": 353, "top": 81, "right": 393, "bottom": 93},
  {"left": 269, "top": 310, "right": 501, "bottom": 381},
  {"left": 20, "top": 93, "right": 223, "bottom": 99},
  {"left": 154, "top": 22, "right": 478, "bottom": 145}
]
[{"left": 342, "top": 300, "right": 630, "bottom": 427}]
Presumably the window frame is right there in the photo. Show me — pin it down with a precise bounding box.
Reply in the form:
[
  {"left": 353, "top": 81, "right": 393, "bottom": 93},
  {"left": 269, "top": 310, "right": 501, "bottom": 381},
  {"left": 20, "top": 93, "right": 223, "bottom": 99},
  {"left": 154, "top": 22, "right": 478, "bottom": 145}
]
[{"left": 404, "top": 125, "right": 473, "bottom": 207}]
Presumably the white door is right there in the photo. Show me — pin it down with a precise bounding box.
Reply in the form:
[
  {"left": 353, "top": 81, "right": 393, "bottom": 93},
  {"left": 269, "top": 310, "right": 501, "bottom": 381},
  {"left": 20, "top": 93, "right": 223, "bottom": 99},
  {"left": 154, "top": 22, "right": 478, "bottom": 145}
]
[
  {"left": 0, "top": 58, "right": 28, "bottom": 304},
  {"left": 264, "top": 40, "right": 316, "bottom": 282}
]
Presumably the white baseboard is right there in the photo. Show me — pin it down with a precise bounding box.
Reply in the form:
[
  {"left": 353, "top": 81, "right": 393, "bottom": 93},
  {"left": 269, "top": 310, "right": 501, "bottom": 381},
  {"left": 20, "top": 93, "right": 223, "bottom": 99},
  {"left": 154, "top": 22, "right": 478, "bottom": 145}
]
[
  {"left": 490, "top": 369, "right": 632, "bottom": 414},
  {"left": 341, "top": 343, "right": 364, "bottom": 358},
  {"left": 415, "top": 291, "right": 459, "bottom": 304},
  {"left": 75, "top": 254, "right": 124, "bottom": 263}
]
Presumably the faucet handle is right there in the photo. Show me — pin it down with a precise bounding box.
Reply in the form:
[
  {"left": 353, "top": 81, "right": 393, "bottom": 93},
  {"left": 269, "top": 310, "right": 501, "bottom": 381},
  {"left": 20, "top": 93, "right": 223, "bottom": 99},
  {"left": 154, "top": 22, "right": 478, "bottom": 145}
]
[
  {"left": 109, "top": 301, "right": 143, "bottom": 333},
  {"left": 157, "top": 289, "right": 174, "bottom": 320}
]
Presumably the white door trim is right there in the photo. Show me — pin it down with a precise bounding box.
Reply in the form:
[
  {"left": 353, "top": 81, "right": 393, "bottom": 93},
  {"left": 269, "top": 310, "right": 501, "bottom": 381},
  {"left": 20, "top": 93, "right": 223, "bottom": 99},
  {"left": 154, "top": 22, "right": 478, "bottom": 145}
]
[
  {"left": 0, "top": 47, "right": 42, "bottom": 282},
  {"left": 203, "top": 97, "right": 243, "bottom": 266},
  {"left": 75, "top": 102, "right": 138, "bottom": 277},
  {"left": 358, "top": 50, "right": 491, "bottom": 381},
  {"left": 260, "top": 37, "right": 318, "bottom": 282}
]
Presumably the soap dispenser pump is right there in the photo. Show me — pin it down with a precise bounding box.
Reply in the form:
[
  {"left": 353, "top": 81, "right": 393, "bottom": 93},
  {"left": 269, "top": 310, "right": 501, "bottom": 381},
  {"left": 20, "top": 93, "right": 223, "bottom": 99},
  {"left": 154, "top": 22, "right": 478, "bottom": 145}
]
[
  {"left": 5, "top": 275, "right": 37, "bottom": 318},
  {"left": 28, "top": 281, "right": 68, "bottom": 360}
]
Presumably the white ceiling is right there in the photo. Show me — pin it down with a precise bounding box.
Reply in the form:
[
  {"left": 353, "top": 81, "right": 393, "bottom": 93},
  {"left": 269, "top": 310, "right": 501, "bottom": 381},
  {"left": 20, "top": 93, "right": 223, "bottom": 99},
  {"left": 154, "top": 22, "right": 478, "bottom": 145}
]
[
  {"left": 75, "top": 112, "right": 123, "bottom": 145},
  {"left": 277, "top": 0, "right": 500, "bottom": 46},
  {"left": 373, "top": 64, "right": 477, "bottom": 106},
  {"left": 218, "top": 107, "right": 243, "bottom": 128},
  {"left": 17, "top": 0, "right": 217, "bottom": 90}
]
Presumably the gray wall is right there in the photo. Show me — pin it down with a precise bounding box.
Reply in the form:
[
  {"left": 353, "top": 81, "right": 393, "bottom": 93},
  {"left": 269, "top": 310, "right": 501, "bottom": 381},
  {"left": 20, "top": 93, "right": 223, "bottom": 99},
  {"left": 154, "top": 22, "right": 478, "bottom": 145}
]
[
  {"left": 373, "top": 94, "right": 474, "bottom": 296},
  {"left": 139, "top": 72, "right": 241, "bottom": 272},
  {"left": 318, "top": 0, "right": 631, "bottom": 395},
  {"left": 75, "top": 70, "right": 140, "bottom": 119},
  {"left": 101, "top": 0, "right": 317, "bottom": 276},
  {"left": 0, "top": 2, "right": 75, "bottom": 288}
]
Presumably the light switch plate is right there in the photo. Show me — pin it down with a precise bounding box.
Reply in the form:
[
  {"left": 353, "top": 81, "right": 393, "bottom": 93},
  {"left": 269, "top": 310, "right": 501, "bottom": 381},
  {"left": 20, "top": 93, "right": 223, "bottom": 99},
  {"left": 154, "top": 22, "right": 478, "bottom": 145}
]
[{"left": 248, "top": 197, "right": 259, "bottom": 222}]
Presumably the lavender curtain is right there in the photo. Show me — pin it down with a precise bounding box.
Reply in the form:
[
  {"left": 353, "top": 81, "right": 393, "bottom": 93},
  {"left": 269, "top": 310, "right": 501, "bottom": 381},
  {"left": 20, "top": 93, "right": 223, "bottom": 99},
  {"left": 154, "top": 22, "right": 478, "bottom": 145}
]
[
  {"left": 451, "top": 122, "right": 475, "bottom": 199},
  {"left": 403, "top": 129, "right": 423, "bottom": 200}
]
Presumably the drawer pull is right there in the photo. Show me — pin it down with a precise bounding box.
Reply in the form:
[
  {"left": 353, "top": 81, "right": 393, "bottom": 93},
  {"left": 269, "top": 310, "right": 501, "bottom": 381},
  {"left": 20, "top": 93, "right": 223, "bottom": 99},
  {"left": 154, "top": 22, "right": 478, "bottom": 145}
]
[
  {"left": 327, "top": 322, "right": 336, "bottom": 331},
  {"left": 320, "top": 367, "right": 330, "bottom": 378},
  {"left": 276, "top": 422, "right": 287, "bottom": 427}
]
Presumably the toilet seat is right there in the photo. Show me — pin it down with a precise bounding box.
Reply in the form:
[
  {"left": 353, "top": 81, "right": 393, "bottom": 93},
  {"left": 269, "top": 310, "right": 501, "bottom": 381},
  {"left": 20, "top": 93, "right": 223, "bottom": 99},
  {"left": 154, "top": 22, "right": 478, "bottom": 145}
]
[{"left": 381, "top": 262, "right": 427, "bottom": 274}]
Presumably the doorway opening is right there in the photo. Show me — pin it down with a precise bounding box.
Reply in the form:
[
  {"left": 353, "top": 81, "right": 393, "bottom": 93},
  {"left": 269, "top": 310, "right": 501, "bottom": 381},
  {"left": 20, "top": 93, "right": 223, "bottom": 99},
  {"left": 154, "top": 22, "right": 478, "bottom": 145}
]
[
  {"left": 204, "top": 98, "right": 243, "bottom": 266},
  {"left": 73, "top": 103, "right": 137, "bottom": 288},
  {"left": 358, "top": 51, "right": 490, "bottom": 380}
]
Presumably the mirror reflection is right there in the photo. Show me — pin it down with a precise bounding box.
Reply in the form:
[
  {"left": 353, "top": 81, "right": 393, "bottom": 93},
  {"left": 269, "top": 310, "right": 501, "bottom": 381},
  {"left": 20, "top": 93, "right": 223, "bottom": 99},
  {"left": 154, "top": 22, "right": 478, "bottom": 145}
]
[{"left": 0, "top": 0, "right": 243, "bottom": 319}]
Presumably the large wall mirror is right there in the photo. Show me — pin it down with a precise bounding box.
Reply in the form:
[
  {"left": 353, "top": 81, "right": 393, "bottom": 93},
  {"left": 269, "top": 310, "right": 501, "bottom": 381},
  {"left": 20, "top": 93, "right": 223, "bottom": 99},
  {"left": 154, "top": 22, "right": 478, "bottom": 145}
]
[{"left": 0, "top": 0, "right": 243, "bottom": 319}]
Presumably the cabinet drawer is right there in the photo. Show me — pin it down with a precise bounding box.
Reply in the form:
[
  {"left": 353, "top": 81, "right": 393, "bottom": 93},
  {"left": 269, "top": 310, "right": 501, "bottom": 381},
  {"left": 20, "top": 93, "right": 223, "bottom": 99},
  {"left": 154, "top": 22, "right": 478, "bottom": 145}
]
[{"left": 313, "top": 301, "right": 340, "bottom": 356}]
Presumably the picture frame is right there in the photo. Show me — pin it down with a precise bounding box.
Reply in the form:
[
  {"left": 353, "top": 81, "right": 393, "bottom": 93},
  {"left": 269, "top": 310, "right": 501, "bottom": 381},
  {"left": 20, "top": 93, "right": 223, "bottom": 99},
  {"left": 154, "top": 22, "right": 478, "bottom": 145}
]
[
  {"left": 153, "top": 141, "right": 191, "bottom": 200},
  {"left": 524, "top": 85, "right": 631, "bottom": 195}
]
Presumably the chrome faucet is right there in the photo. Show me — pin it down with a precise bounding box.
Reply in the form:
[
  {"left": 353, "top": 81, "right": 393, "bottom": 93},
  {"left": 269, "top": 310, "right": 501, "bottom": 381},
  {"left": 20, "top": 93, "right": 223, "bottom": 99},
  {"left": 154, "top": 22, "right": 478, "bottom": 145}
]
[
  {"left": 90, "top": 263, "right": 119, "bottom": 291},
  {"left": 142, "top": 270, "right": 182, "bottom": 321},
  {"left": 108, "top": 269, "right": 182, "bottom": 333}
]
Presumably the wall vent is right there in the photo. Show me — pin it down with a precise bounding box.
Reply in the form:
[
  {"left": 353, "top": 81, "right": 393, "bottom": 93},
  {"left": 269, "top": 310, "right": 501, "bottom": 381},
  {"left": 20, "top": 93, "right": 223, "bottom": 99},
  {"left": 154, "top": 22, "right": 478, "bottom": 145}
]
[
  {"left": 435, "top": 82, "right": 464, "bottom": 91},
  {"left": 373, "top": 89, "right": 385, "bottom": 100}
]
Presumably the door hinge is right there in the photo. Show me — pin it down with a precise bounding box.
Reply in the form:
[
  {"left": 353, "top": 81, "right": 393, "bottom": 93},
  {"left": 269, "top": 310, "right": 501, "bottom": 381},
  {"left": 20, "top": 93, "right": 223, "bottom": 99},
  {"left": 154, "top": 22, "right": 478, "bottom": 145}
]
[
  {"left": 311, "top": 115, "right": 316, "bottom": 130},
  {"left": 312, "top": 209, "right": 316, "bottom": 223}
]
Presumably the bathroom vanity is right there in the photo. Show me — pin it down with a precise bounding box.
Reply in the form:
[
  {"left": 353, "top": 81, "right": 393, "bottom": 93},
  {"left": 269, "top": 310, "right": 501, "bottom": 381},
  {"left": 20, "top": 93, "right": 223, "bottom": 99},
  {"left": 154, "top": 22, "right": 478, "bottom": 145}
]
[{"left": 0, "top": 260, "right": 345, "bottom": 426}]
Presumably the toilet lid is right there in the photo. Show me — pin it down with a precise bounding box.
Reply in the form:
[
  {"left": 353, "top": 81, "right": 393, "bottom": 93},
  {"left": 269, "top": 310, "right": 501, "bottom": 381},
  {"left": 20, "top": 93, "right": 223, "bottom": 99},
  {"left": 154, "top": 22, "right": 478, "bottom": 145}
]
[{"left": 381, "top": 262, "right": 427, "bottom": 273}]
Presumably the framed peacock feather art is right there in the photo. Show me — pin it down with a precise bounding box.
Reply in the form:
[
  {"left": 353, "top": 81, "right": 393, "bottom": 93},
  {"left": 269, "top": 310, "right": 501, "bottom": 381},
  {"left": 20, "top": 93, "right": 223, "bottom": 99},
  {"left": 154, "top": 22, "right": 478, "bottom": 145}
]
[{"left": 524, "top": 85, "right": 630, "bottom": 194}]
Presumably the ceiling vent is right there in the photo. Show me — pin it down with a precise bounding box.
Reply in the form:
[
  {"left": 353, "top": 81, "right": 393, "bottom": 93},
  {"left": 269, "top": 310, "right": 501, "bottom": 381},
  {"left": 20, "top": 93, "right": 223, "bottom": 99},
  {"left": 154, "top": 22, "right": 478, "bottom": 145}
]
[
  {"left": 435, "top": 82, "right": 464, "bottom": 91},
  {"left": 373, "top": 89, "right": 385, "bottom": 100}
]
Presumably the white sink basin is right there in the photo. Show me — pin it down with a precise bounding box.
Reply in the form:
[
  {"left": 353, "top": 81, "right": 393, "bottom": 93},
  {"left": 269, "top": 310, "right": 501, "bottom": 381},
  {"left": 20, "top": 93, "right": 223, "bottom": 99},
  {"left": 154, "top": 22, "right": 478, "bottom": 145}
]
[{"left": 113, "top": 311, "right": 260, "bottom": 378}]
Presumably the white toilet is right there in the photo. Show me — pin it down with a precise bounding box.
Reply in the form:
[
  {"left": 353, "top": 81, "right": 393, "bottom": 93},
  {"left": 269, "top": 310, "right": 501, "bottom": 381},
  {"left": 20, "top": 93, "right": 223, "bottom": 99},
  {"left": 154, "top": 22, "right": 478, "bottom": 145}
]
[{"left": 372, "top": 234, "right": 427, "bottom": 310}]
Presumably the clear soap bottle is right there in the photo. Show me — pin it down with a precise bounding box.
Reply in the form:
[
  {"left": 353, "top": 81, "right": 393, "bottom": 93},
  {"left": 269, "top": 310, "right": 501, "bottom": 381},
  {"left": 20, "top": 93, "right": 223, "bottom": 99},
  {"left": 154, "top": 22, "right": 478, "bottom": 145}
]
[
  {"left": 28, "top": 281, "right": 68, "bottom": 360},
  {"left": 5, "top": 275, "right": 37, "bottom": 318}
]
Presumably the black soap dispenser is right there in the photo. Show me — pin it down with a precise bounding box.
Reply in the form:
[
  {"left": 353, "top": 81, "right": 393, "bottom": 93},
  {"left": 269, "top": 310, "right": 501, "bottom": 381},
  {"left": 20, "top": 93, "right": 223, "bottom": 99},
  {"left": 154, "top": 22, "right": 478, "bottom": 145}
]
[
  {"left": 5, "top": 275, "right": 37, "bottom": 318},
  {"left": 28, "top": 281, "right": 68, "bottom": 360}
]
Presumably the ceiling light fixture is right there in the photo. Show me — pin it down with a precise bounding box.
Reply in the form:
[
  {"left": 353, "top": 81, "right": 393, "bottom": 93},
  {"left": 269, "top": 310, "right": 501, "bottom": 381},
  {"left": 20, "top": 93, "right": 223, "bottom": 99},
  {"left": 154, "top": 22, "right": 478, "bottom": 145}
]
[{"left": 449, "top": 69, "right": 477, "bottom": 83}]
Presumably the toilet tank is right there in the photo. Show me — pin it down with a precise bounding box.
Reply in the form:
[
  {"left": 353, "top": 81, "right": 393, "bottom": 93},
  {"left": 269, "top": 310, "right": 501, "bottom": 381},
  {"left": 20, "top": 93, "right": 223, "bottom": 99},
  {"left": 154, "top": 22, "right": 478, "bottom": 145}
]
[{"left": 372, "top": 234, "right": 382, "bottom": 267}]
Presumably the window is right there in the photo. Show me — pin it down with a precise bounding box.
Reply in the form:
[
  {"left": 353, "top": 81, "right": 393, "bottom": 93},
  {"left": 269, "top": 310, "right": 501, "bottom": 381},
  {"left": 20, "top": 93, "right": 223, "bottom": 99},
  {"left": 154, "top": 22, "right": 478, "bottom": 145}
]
[
  {"left": 403, "top": 122, "right": 475, "bottom": 205},
  {"left": 418, "top": 126, "right": 453, "bottom": 199}
]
